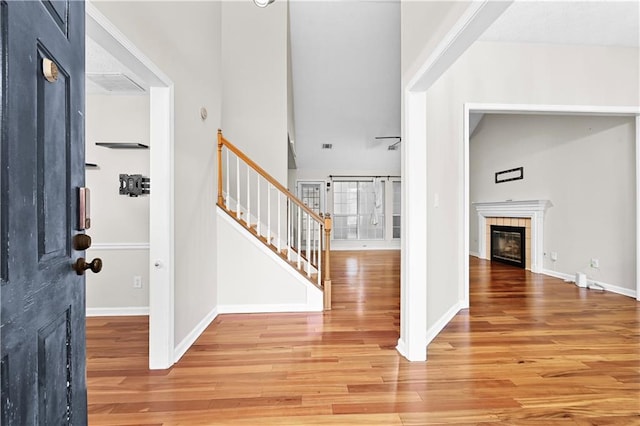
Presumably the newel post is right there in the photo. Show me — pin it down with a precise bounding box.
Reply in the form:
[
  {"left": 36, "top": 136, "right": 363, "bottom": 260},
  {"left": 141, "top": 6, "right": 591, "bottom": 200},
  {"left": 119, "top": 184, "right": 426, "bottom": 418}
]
[
  {"left": 323, "top": 213, "right": 332, "bottom": 311},
  {"left": 217, "top": 129, "right": 224, "bottom": 207}
]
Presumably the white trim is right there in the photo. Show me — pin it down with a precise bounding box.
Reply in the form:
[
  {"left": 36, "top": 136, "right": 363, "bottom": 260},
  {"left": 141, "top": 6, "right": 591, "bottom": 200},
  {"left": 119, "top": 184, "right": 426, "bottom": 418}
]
[
  {"left": 401, "top": 1, "right": 510, "bottom": 363},
  {"left": 541, "top": 269, "right": 637, "bottom": 299},
  {"left": 217, "top": 304, "right": 322, "bottom": 314},
  {"left": 425, "top": 301, "right": 463, "bottom": 346},
  {"left": 86, "top": 307, "right": 149, "bottom": 317},
  {"left": 469, "top": 251, "right": 480, "bottom": 258},
  {"left": 89, "top": 243, "right": 150, "bottom": 250},
  {"left": 398, "top": 91, "right": 428, "bottom": 362},
  {"left": 407, "top": 1, "right": 513, "bottom": 92},
  {"left": 86, "top": 3, "right": 171, "bottom": 87},
  {"left": 217, "top": 207, "right": 324, "bottom": 311},
  {"left": 86, "top": 4, "right": 175, "bottom": 370},
  {"left": 466, "top": 103, "right": 640, "bottom": 116},
  {"left": 637, "top": 116, "right": 640, "bottom": 302},
  {"left": 173, "top": 307, "right": 218, "bottom": 364},
  {"left": 149, "top": 86, "right": 175, "bottom": 370},
  {"left": 473, "top": 200, "right": 552, "bottom": 274}
]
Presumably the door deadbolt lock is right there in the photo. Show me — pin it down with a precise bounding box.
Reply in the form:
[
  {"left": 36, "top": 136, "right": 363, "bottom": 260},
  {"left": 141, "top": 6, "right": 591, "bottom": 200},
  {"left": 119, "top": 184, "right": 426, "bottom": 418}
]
[
  {"left": 72, "top": 257, "right": 102, "bottom": 275},
  {"left": 73, "top": 234, "right": 92, "bottom": 251}
]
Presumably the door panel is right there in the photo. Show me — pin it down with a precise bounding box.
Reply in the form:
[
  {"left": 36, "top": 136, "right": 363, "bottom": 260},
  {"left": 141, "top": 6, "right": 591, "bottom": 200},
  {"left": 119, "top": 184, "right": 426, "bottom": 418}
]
[
  {"left": 1, "top": 1, "right": 86, "bottom": 424},
  {"left": 41, "top": 0, "right": 69, "bottom": 37},
  {"left": 37, "top": 43, "right": 71, "bottom": 261}
]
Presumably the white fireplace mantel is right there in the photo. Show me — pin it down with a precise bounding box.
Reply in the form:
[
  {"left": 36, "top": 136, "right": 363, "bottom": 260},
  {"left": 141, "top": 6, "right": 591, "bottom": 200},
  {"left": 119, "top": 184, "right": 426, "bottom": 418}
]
[{"left": 472, "top": 200, "right": 552, "bottom": 273}]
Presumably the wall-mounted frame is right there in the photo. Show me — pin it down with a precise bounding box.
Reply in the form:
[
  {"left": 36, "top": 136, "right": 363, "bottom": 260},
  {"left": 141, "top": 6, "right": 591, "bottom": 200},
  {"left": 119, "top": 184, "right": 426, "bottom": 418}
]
[{"left": 495, "top": 167, "right": 523, "bottom": 184}]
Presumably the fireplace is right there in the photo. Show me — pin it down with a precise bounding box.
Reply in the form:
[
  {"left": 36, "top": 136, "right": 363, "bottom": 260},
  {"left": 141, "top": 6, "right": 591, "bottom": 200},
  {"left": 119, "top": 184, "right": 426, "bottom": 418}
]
[{"left": 491, "top": 225, "right": 525, "bottom": 268}]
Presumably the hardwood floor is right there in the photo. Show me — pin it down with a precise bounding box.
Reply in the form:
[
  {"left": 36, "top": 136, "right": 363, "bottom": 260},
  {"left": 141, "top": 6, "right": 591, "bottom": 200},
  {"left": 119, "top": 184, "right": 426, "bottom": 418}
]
[{"left": 87, "top": 253, "right": 640, "bottom": 425}]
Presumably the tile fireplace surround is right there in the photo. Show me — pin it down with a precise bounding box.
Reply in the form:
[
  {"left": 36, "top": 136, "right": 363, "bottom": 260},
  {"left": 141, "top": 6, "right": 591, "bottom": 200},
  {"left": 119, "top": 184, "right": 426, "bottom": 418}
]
[{"left": 472, "top": 200, "right": 552, "bottom": 273}]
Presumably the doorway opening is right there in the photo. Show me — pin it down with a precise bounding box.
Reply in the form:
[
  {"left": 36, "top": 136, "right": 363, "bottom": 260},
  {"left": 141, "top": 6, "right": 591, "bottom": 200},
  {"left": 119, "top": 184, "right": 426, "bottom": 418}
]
[
  {"left": 463, "top": 104, "right": 640, "bottom": 308},
  {"left": 86, "top": 4, "right": 175, "bottom": 369}
]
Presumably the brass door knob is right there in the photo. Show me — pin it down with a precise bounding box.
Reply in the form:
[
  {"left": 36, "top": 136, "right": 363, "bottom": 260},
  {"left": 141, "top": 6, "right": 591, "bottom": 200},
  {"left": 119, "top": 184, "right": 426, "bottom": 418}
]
[{"left": 72, "top": 257, "right": 102, "bottom": 275}]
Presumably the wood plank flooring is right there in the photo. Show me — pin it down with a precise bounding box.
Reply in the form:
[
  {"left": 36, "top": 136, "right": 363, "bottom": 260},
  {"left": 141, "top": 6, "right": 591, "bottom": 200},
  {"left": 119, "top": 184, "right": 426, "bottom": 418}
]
[{"left": 87, "top": 253, "right": 640, "bottom": 425}]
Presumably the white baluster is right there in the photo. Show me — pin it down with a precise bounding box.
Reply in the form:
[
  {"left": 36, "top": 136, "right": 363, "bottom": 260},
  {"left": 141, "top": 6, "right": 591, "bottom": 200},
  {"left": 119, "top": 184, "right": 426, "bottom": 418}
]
[
  {"left": 317, "top": 222, "right": 322, "bottom": 287},
  {"left": 257, "top": 178, "right": 261, "bottom": 236},
  {"left": 225, "top": 149, "right": 229, "bottom": 205},
  {"left": 297, "top": 206, "right": 302, "bottom": 270},
  {"left": 287, "top": 199, "right": 291, "bottom": 261},
  {"left": 277, "top": 193, "right": 281, "bottom": 253},
  {"left": 267, "top": 183, "right": 271, "bottom": 245},
  {"left": 236, "top": 156, "right": 240, "bottom": 218},
  {"left": 306, "top": 213, "right": 311, "bottom": 276},
  {"left": 246, "top": 167, "right": 250, "bottom": 228}
]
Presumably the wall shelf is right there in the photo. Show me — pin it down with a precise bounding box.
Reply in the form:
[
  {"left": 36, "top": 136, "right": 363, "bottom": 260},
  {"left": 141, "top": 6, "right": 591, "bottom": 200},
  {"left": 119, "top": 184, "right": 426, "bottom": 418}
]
[{"left": 96, "top": 142, "right": 149, "bottom": 149}]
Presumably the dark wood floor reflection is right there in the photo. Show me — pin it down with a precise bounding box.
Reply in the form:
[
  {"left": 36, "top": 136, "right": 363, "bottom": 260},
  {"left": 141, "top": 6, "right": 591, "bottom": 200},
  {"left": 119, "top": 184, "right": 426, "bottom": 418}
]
[{"left": 87, "top": 253, "right": 640, "bottom": 425}]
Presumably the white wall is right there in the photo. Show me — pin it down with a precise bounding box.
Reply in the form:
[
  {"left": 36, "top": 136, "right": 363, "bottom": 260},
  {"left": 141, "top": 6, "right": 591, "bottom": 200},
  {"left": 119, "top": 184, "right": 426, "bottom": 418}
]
[
  {"left": 470, "top": 114, "right": 636, "bottom": 291},
  {"left": 216, "top": 210, "right": 322, "bottom": 312},
  {"left": 221, "top": 1, "right": 288, "bottom": 184},
  {"left": 93, "top": 1, "right": 222, "bottom": 348},
  {"left": 423, "top": 41, "right": 639, "bottom": 331},
  {"left": 86, "top": 94, "right": 150, "bottom": 312}
]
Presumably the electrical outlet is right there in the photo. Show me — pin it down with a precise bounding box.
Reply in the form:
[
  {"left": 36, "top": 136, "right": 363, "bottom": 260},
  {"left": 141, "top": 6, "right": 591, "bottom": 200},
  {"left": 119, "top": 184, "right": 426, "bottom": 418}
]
[
  {"left": 550, "top": 252, "right": 558, "bottom": 261},
  {"left": 590, "top": 258, "right": 599, "bottom": 268},
  {"left": 133, "top": 276, "right": 142, "bottom": 289}
]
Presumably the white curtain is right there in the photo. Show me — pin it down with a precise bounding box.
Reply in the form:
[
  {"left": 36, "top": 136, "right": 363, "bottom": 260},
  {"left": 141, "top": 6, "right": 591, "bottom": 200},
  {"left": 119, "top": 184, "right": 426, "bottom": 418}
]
[{"left": 370, "top": 178, "right": 383, "bottom": 225}]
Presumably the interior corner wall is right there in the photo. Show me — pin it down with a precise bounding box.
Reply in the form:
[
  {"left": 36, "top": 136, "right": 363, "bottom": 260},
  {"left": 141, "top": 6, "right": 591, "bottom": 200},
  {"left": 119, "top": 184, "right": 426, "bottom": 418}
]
[
  {"left": 470, "top": 114, "right": 636, "bottom": 291},
  {"left": 86, "top": 94, "right": 150, "bottom": 310},
  {"left": 221, "top": 1, "right": 288, "bottom": 184},
  {"left": 423, "top": 41, "right": 639, "bottom": 332},
  {"left": 92, "top": 1, "right": 222, "bottom": 348}
]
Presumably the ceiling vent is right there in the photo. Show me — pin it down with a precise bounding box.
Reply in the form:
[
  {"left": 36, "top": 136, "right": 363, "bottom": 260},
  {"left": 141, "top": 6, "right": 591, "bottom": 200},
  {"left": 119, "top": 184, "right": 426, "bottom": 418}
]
[
  {"left": 321, "top": 143, "right": 333, "bottom": 150},
  {"left": 87, "top": 73, "right": 145, "bottom": 93}
]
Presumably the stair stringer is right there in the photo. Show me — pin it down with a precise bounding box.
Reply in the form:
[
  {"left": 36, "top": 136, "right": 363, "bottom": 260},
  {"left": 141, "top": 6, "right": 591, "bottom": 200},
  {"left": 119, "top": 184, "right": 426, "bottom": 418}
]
[{"left": 216, "top": 207, "right": 323, "bottom": 313}]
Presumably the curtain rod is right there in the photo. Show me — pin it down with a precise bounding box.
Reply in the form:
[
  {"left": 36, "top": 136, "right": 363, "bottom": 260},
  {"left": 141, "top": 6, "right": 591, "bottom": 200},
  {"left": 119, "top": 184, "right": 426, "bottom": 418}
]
[{"left": 329, "top": 175, "right": 401, "bottom": 179}]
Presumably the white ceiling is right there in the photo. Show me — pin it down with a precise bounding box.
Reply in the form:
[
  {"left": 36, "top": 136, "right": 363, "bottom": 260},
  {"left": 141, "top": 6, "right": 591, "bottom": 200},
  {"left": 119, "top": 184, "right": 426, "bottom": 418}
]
[
  {"left": 86, "top": 36, "right": 148, "bottom": 95},
  {"left": 289, "top": 1, "right": 401, "bottom": 173},
  {"left": 480, "top": 1, "right": 639, "bottom": 47}
]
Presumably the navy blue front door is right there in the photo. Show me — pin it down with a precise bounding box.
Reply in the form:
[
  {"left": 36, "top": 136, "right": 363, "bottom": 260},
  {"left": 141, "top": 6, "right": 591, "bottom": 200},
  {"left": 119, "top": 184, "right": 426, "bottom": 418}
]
[{"left": 1, "top": 1, "right": 87, "bottom": 424}]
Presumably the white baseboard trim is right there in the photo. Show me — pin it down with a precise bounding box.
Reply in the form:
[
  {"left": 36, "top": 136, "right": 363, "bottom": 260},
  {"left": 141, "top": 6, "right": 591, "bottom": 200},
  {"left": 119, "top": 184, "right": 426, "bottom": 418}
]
[
  {"left": 86, "top": 306, "right": 149, "bottom": 317},
  {"left": 217, "top": 303, "right": 323, "bottom": 314},
  {"left": 469, "top": 251, "right": 480, "bottom": 258},
  {"left": 330, "top": 240, "right": 401, "bottom": 251},
  {"left": 396, "top": 338, "right": 408, "bottom": 359},
  {"left": 541, "top": 269, "right": 637, "bottom": 299},
  {"left": 173, "top": 307, "right": 219, "bottom": 364},
  {"left": 425, "top": 301, "right": 463, "bottom": 346}
]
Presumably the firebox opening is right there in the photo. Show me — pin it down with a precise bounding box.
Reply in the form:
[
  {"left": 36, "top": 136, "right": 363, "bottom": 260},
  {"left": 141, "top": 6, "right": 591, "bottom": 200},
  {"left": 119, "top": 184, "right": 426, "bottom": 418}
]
[{"left": 490, "top": 225, "right": 526, "bottom": 269}]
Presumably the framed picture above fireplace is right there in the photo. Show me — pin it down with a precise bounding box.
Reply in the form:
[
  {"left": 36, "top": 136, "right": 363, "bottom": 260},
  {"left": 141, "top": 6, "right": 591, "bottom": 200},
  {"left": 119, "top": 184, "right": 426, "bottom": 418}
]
[{"left": 495, "top": 166, "right": 523, "bottom": 184}]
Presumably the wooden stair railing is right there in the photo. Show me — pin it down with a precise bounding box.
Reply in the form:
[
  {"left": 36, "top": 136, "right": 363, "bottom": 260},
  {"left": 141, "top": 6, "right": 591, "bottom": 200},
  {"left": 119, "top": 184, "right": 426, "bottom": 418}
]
[{"left": 217, "top": 130, "right": 332, "bottom": 310}]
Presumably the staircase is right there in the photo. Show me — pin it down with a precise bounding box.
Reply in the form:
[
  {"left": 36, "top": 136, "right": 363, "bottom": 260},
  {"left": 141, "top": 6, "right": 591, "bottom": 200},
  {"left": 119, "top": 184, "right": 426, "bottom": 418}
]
[{"left": 216, "top": 130, "right": 332, "bottom": 310}]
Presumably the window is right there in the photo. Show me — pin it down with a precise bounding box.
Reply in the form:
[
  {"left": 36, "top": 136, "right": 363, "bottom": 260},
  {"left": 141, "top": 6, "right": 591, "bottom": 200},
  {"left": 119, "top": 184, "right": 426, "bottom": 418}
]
[
  {"left": 392, "top": 180, "right": 401, "bottom": 239},
  {"left": 333, "top": 181, "right": 384, "bottom": 240}
]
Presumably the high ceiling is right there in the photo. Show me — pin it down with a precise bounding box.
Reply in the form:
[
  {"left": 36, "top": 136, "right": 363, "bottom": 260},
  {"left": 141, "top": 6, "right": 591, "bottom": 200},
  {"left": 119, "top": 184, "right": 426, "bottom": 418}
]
[
  {"left": 480, "top": 1, "right": 639, "bottom": 47},
  {"left": 289, "top": 1, "right": 401, "bottom": 173}
]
